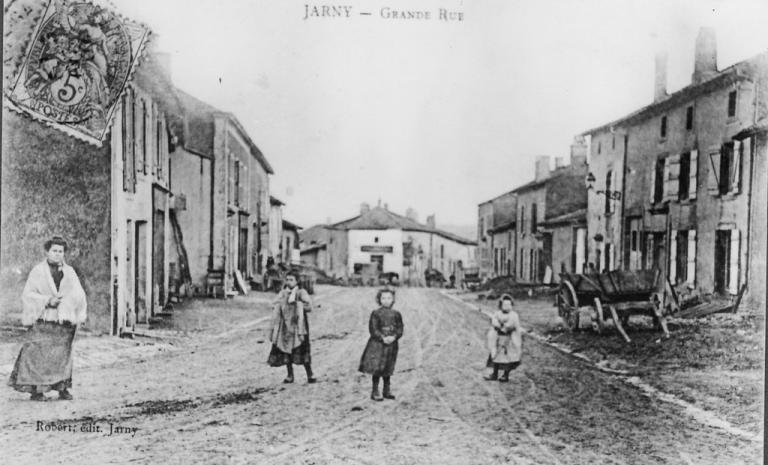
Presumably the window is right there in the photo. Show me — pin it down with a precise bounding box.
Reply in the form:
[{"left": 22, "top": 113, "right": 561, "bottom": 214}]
[
  {"left": 605, "top": 171, "right": 613, "bottom": 214},
  {"left": 142, "top": 101, "right": 148, "bottom": 174},
  {"left": 631, "top": 231, "right": 638, "bottom": 251},
  {"left": 604, "top": 244, "right": 612, "bottom": 272},
  {"left": 653, "top": 158, "right": 665, "bottom": 203},
  {"left": 530, "top": 204, "right": 537, "bottom": 233},
  {"left": 709, "top": 140, "right": 744, "bottom": 196},
  {"left": 686, "top": 106, "right": 694, "bottom": 130},
  {"left": 156, "top": 119, "right": 164, "bottom": 181},
  {"left": 597, "top": 142, "right": 601, "bottom": 155},
  {"left": 719, "top": 143, "right": 733, "bottom": 195},
  {"left": 678, "top": 152, "right": 690, "bottom": 200},
  {"left": 660, "top": 115, "right": 667, "bottom": 138},
  {"left": 440, "top": 245, "right": 444, "bottom": 259},
  {"left": 122, "top": 90, "right": 135, "bottom": 193},
  {"left": 374, "top": 237, "right": 379, "bottom": 243},
  {"left": 234, "top": 160, "right": 241, "bottom": 206},
  {"left": 520, "top": 206, "right": 525, "bottom": 235},
  {"left": 612, "top": 135, "right": 616, "bottom": 150},
  {"left": 727, "top": 90, "right": 737, "bottom": 117},
  {"left": 479, "top": 218, "right": 484, "bottom": 240}
]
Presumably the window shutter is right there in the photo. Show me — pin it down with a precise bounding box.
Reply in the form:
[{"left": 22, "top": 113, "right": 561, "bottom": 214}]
[
  {"left": 707, "top": 151, "right": 721, "bottom": 194},
  {"left": 666, "top": 154, "right": 680, "bottom": 201},
  {"left": 669, "top": 230, "right": 677, "bottom": 284},
  {"left": 646, "top": 234, "right": 654, "bottom": 270},
  {"left": 730, "top": 140, "right": 742, "bottom": 194},
  {"left": 686, "top": 230, "right": 696, "bottom": 285},
  {"left": 649, "top": 162, "right": 657, "bottom": 204},
  {"left": 689, "top": 149, "right": 698, "bottom": 200},
  {"left": 728, "top": 230, "right": 741, "bottom": 294}
]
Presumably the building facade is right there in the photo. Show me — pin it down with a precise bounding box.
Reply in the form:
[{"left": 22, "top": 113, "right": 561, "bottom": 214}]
[
  {"left": 477, "top": 191, "right": 517, "bottom": 279},
  {"left": 170, "top": 90, "right": 274, "bottom": 295},
  {"left": 1, "top": 56, "right": 175, "bottom": 335},
  {"left": 514, "top": 147, "right": 588, "bottom": 283},
  {"left": 582, "top": 29, "right": 767, "bottom": 305}
]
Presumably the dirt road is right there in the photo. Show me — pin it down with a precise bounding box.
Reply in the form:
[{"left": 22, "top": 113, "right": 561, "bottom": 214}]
[{"left": 0, "top": 287, "right": 761, "bottom": 464}]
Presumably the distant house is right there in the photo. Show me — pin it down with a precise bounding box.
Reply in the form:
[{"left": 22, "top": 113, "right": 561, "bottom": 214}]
[
  {"left": 477, "top": 191, "right": 517, "bottom": 279},
  {"left": 281, "top": 219, "right": 302, "bottom": 265},
  {"left": 303, "top": 203, "right": 476, "bottom": 285},
  {"left": 268, "top": 196, "right": 284, "bottom": 265},
  {"left": 513, "top": 141, "right": 588, "bottom": 283}
]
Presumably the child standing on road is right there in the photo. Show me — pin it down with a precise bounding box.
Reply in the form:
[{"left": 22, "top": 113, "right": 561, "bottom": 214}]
[
  {"left": 359, "top": 288, "right": 404, "bottom": 401},
  {"left": 485, "top": 294, "right": 522, "bottom": 382}
]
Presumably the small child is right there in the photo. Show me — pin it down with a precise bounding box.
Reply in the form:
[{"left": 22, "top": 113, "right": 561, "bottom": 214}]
[
  {"left": 485, "top": 294, "right": 522, "bottom": 382},
  {"left": 359, "top": 288, "right": 404, "bottom": 401}
]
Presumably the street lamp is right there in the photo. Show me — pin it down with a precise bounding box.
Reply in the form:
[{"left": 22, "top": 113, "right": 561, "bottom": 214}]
[{"left": 585, "top": 172, "right": 622, "bottom": 200}]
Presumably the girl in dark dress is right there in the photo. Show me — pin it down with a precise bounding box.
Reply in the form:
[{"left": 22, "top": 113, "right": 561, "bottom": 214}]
[{"left": 359, "top": 288, "right": 404, "bottom": 401}]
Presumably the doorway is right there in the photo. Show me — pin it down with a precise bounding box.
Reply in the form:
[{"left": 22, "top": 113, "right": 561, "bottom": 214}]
[
  {"left": 152, "top": 209, "right": 165, "bottom": 313},
  {"left": 714, "top": 230, "right": 730, "bottom": 294},
  {"left": 136, "top": 221, "right": 148, "bottom": 323}
]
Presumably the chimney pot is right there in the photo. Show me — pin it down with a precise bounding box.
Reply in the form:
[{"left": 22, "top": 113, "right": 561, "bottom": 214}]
[
  {"left": 692, "top": 27, "right": 717, "bottom": 84},
  {"left": 426, "top": 214, "right": 436, "bottom": 229},
  {"left": 570, "top": 136, "right": 588, "bottom": 167},
  {"left": 534, "top": 156, "right": 550, "bottom": 181},
  {"left": 360, "top": 202, "right": 370, "bottom": 214},
  {"left": 654, "top": 51, "right": 667, "bottom": 102}
]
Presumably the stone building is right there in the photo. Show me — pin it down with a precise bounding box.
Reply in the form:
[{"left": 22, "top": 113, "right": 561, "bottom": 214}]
[
  {"left": 513, "top": 144, "right": 588, "bottom": 283},
  {"left": 169, "top": 89, "right": 274, "bottom": 295},
  {"left": 477, "top": 191, "right": 517, "bottom": 279},
  {"left": 581, "top": 28, "right": 767, "bottom": 305},
  {"left": 1, "top": 56, "right": 176, "bottom": 334}
]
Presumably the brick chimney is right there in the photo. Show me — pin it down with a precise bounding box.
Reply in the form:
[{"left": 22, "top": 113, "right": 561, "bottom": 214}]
[
  {"left": 426, "top": 214, "right": 436, "bottom": 229},
  {"left": 654, "top": 51, "right": 667, "bottom": 102},
  {"left": 692, "top": 28, "right": 717, "bottom": 84},
  {"left": 360, "top": 202, "right": 370, "bottom": 214},
  {"left": 534, "top": 156, "right": 550, "bottom": 181},
  {"left": 570, "top": 136, "right": 588, "bottom": 167},
  {"left": 406, "top": 207, "right": 419, "bottom": 222}
]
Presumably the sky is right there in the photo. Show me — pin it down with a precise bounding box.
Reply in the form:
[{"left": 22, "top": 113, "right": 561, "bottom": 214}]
[{"left": 104, "top": 0, "right": 768, "bottom": 230}]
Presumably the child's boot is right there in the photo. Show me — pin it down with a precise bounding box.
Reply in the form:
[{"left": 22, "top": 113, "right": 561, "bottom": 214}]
[
  {"left": 382, "top": 376, "right": 395, "bottom": 400},
  {"left": 499, "top": 368, "right": 511, "bottom": 383},
  {"left": 283, "top": 364, "right": 294, "bottom": 384},
  {"left": 371, "top": 376, "right": 383, "bottom": 401},
  {"left": 305, "top": 363, "right": 317, "bottom": 384},
  {"left": 484, "top": 365, "right": 499, "bottom": 381}
]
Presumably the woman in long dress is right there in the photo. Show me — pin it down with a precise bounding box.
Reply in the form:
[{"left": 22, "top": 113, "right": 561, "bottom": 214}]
[{"left": 8, "top": 236, "right": 87, "bottom": 400}]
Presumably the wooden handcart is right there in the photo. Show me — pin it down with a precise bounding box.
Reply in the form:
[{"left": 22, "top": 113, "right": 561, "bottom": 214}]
[{"left": 557, "top": 269, "right": 676, "bottom": 343}]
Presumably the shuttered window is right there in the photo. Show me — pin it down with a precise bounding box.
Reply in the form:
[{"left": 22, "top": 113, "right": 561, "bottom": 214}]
[
  {"left": 678, "top": 153, "right": 690, "bottom": 201},
  {"left": 688, "top": 150, "right": 698, "bottom": 200},
  {"left": 663, "top": 154, "right": 680, "bottom": 201}
]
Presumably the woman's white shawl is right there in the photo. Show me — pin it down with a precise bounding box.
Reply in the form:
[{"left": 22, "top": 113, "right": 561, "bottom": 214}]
[{"left": 21, "top": 261, "right": 87, "bottom": 326}]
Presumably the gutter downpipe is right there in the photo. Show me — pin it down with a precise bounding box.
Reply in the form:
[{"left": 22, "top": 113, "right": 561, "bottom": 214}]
[{"left": 620, "top": 132, "right": 629, "bottom": 270}]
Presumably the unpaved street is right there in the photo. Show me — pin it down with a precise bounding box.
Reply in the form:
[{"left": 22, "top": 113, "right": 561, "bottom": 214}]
[{"left": 0, "top": 287, "right": 761, "bottom": 464}]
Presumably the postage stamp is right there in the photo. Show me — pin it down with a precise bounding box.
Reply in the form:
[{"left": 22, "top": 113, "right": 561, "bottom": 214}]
[{"left": 4, "top": 0, "right": 150, "bottom": 146}]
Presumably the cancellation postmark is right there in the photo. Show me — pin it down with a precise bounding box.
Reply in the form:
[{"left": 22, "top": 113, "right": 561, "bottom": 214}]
[{"left": 4, "top": 0, "right": 150, "bottom": 146}]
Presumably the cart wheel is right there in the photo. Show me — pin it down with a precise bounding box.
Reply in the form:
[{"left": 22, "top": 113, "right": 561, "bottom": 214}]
[{"left": 557, "top": 281, "right": 580, "bottom": 331}]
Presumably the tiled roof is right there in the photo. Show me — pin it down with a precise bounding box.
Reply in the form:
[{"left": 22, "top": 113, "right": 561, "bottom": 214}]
[
  {"left": 333, "top": 207, "right": 476, "bottom": 245},
  {"left": 540, "top": 208, "right": 587, "bottom": 226},
  {"left": 282, "top": 219, "right": 302, "bottom": 231},
  {"left": 582, "top": 51, "right": 767, "bottom": 135}
]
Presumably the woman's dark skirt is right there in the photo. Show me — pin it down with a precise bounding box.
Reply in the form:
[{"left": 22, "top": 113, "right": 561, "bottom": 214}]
[
  {"left": 267, "top": 338, "right": 312, "bottom": 366},
  {"left": 486, "top": 356, "right": 521, "bottom": 372},
  {"left": 8, "top": 321, "right": 76, "bottom": 393}
]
